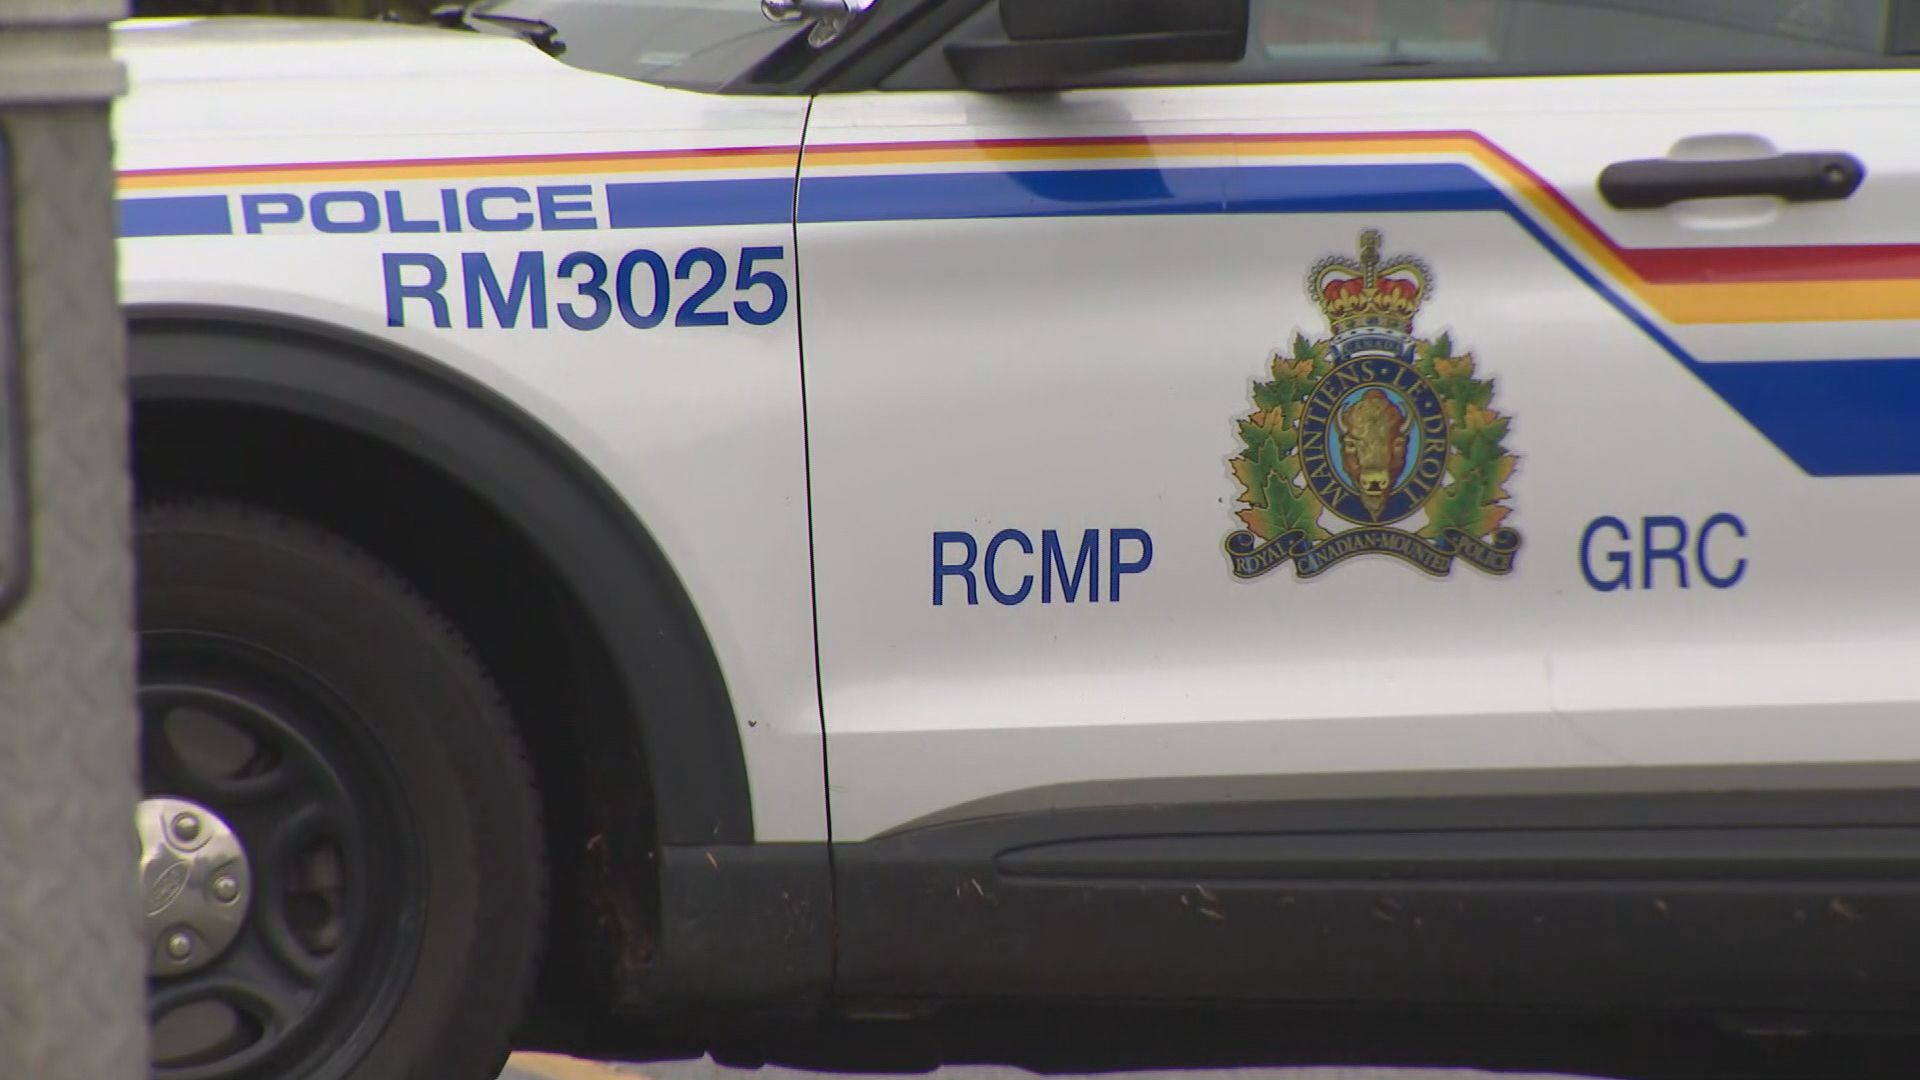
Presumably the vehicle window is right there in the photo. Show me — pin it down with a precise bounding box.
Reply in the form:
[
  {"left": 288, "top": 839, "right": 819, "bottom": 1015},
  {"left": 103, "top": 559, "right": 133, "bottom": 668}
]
[
  {"left": 472, "top": 0, "right": 806, "bottom": 91},
  {"left": 1248, "top": 0, "right": 1891, "bottom": 71},
  {"left": 882, "top": 0, "right": 1905, "bottom": 90}
]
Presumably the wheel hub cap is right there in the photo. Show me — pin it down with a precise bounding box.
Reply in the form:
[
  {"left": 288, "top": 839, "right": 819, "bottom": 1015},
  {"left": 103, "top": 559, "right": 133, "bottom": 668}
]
[{"left": 139, "top": 796, "right": 252, "bottom": 977}]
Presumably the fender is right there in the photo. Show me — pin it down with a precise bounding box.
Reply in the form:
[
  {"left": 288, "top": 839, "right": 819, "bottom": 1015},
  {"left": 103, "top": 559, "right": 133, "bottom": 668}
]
[{"left": 125, "top": 305, "right": 754, "bottom": 846}]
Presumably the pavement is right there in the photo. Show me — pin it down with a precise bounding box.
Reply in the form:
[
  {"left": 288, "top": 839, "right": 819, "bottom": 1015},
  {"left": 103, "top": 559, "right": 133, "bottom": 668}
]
[{"left": 499, "top": 1054, "right": 1598, "bottom": 1080}]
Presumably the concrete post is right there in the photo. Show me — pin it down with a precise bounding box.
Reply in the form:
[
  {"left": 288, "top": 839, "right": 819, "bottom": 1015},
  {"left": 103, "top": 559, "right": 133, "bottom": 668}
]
[{"left": 0, "top": 3, "right": 144, "bottom": 1078}]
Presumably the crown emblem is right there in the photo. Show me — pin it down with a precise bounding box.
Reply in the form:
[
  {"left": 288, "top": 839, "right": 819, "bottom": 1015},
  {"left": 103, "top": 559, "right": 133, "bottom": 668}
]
[{"left": 1307, "top": 229, "right": 1432, "bottom": 335}]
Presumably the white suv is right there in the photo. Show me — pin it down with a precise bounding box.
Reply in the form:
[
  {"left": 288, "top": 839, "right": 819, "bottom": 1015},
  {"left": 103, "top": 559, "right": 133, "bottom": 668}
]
[{"left": 118, "top": 2, "right": 1920, "bottom": 1078}]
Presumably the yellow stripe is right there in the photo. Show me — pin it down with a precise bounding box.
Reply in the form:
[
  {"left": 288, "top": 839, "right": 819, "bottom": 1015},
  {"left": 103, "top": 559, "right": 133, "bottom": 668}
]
[
  {"left": 810, "top": 140, "right": 1227, "bottom": 166},
  {"left": 1361, "top": 136, "right": 1920, "bottom": 326},
  {"left": 118, "top": 131, "right": 1920, "bottom": 325},
  {"left": 117, "top": 150, "right": 797, "bottom": 191},
  {"left": 1643, "top": 278, "right": 1920, "bottom": 323}
]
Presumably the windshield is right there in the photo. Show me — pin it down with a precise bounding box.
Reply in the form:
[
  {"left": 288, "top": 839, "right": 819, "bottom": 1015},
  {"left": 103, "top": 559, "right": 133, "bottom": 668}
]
[{"left": 469, "top": 0, "right": 805, "bottom": 91}]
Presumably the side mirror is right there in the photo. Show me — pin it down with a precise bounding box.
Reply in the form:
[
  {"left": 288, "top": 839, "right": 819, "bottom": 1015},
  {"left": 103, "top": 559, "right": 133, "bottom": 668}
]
[{"left": 947, "top": 0, "right": 1248, "bottom": 92}]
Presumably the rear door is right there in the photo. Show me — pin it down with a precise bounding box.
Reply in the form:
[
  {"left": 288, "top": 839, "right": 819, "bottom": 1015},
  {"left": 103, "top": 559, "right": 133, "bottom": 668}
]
[{"left": 796, "top": 4, "right": 1920, "bottom": 1008}]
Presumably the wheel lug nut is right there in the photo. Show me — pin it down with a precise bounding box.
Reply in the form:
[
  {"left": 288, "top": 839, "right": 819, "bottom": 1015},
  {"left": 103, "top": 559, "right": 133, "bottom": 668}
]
[
  {"left": 171, "top": 813, "right": 201, "bottom": 842},
  {"left": 164, "top": 930, "right": 194, "bottom": 961},
  {"left": 211, "top": 875, "right": 240, "bottom": 903}
]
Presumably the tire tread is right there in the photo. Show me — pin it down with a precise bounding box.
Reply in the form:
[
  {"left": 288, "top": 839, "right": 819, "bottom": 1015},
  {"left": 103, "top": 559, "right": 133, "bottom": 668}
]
[{"left": 139, "top": 499, "right": 548, "bottom": 1080}]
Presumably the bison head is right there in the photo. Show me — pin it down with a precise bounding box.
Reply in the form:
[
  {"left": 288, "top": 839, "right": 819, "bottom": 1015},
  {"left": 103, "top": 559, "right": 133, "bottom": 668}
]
[{"left": 1336, "top": 389, "right": 1410, "bottom": 518}]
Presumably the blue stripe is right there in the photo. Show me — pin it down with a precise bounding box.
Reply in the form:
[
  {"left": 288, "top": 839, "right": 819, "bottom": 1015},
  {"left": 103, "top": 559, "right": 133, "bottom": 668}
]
[
  {"left": 111, "top": 161, "right": 1920, "bottom": 476},
  {"left": 606, "top": 177, "right": 792, "bottom": 229},
  {"left": 1228, "top": 162, "right": 1505, "bottom": 215},
  {"left": 1494, "top": 198, "right": 1920, "bottom": 477},
  {"left": 797, "top": 162, "right": 1501, "bottom": 223},
  {"left": 803, "top": 165, "right": 1228, "bottom": 221},
  {"left": 117, "top": 195, "right": 232, "bottom": 238},
  {"left": 800, "top": 161, "right": 1920, "bottom": 477},
  {"left": 1701, "top": 360, "right": 1920, "bottom": 476}
]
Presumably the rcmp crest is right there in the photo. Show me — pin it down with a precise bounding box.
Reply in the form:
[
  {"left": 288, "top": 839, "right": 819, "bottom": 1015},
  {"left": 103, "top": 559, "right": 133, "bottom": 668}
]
[{"left": 1225, "top": 229, "right": 1522, "bottom": 580}]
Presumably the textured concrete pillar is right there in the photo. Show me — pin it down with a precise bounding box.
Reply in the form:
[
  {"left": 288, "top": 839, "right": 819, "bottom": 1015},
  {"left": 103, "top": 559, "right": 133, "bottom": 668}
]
[{"left": 0, "top": 4, "right": 143, "bottom": 1078}]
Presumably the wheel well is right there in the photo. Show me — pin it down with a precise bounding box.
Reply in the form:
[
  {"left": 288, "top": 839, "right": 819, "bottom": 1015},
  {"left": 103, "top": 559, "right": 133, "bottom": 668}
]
[{"left": 133, "top": 396, "right": 654, "bottom": 1046}]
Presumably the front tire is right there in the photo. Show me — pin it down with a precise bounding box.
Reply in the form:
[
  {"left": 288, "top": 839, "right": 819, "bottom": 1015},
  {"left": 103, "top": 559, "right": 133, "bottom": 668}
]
[{"left": 137, "top": 502, "right": 544, "bottom": 1080}]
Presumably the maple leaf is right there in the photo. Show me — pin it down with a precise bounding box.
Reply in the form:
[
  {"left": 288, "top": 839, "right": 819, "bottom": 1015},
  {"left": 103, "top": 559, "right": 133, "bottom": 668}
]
[
  {"left": 1238, "top": 472, "right": 1318, "bottom": 541},
  {"left": 1265, "top": 470, "right": 1326, "bottom": 541},
  {"left": 1475, "top": 504, "right": 1512, "bottom": 537},
  {"left": 1490, "top": 455, "right": 1516, "bottom": 500},
  {"left": 1259, "top": 405, "right": 1298, "bottom": 442},
  {"left": 1238, "top": 417, "right": 1272, "bottom": 456},
  {"left": 1263, "top": 354, "right": 1320, "bottom": 409},
  {"left": 1237, "top": 505, "right": 1281, "bottom": 539},
  {"left": 1420, "top": 487, "right": 1478, "bottom": 538},
  {"left": 1230, "top": 456, "right": 1265, "bottom": 507}
]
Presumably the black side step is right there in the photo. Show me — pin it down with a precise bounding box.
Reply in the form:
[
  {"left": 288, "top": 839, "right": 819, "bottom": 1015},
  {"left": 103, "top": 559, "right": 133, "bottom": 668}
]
[{"left": 833, "top": 788, "right": 1920, "bottom": 1013}]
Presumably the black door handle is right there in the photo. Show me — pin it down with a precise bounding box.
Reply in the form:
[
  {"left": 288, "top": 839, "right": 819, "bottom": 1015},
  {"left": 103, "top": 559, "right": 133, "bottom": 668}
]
[{"left": 1598, "top": 152, "right": 1864, "bottom": 210}]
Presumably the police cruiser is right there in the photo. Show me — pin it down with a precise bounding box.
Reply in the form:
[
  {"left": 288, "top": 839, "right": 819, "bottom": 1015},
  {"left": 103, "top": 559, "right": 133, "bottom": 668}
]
[{"left": 116, "top": 2, "right": 1920, "bottom": 1078}]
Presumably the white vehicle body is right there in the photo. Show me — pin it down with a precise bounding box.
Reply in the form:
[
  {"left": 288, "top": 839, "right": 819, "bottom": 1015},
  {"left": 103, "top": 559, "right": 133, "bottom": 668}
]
[
  {"left": 112, "top": 5, "right": 1920, "bottom": 1077},
  {"left": 117, "top": 17, "right": 828, "bottom": 840},
  {"left": 117, "top": 15, "right": 1920, "bottom": 842}
]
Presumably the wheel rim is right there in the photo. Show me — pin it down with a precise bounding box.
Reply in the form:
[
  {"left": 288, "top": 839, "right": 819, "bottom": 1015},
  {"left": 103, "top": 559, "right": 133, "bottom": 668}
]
[{"left": 139, "top": 631, "right": 421, "bottom": 1080}]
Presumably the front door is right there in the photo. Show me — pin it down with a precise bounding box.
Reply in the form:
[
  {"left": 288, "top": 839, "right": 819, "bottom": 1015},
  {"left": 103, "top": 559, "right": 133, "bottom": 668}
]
[{"left": 796, "top": 0, "right": 1920, "bottom": 854}]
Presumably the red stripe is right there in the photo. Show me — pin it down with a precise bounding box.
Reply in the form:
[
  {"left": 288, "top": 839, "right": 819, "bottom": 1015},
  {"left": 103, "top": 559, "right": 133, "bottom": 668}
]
[
  {"left": 1620, "top": 244, "right": 1920, "bottom": 283},
  {"left": 805, "top": 129, "right": 1483, "bottom": 154},
  {"left": 118, "top": 129, "right": 1920, "bottom": 288}
]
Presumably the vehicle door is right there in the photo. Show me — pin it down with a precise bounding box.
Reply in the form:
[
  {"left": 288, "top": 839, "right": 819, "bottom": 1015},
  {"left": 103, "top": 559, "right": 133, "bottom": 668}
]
[{"left": 795, "top": 0, "right": 1920, "bottom": 1001}]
